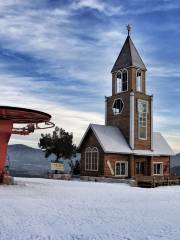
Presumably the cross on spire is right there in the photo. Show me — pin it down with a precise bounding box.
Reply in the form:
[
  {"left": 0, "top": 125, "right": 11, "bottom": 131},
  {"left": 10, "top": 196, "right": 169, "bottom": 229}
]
[{"left": 127, "top": 24, "right": 131, "bottom": 36}]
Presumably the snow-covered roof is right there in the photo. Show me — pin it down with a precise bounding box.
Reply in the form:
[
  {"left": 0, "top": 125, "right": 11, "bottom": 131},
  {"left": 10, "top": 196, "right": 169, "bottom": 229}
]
[{"left": 79, "top": 124, "right": 175, "bottom": 156}]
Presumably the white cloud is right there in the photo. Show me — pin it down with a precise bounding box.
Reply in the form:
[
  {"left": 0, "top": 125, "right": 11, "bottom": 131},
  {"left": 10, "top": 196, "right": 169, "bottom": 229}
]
[
  {"left": 71, "top": 0, "right": 122, "bottom": 16},
  {"left": 0, "top": 70, "right": 104, "bottom": 148},
  {"left": 149, "top": 65, "right": 180, "bottom": 78},
  {"left": 73, "top": 0, "right": 105, "bottom": 11},
  {"left": 0, "top": 0, "right": 179, "bottom": 154},
  {"left": 121, "top": 1, "right": 180, "bottom": 16},
  {"left": 154, "top": 114, "right": 180, "bottom": 152}
]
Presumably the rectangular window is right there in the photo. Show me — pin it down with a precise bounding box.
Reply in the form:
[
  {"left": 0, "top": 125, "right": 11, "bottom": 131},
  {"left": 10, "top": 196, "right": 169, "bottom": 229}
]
[
  {"left": 138, "top": 100, "right": 148, "bottom": 140},
  {"left": 85, "top": 148, "right": 98, "bottom": 171},
  {"left": 85, "top": 151, "right": 91, "bottom": 170},
  {"left": 92, "top": 151, "right": 98, "bottom": 170},
  {"left": 153, "top": 163, "right": 163, "bottom": 175},
  {"left": 115, "top": 161, "right": 128, "bottom": 176},
  {"left": 136, "top": 162, "right": 145, "bottom": 175},
  {"left": 116, "top": 77, "right": 122, "bottom": 93},
  {"left": 122, "top": 71, "right": 128, "bottom": 91},
  {"left": 136, "top": 71, "right": 142, "bottom": 92},
  {"left": 115, "top": 70, "right": 128, "bottom": 93}
]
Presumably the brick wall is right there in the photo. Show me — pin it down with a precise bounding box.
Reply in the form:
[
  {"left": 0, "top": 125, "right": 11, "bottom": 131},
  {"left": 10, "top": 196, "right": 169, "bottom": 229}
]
[
  {"left": 106, "top": 92, "right": 130, "bottom": 143},
  {"left": 104, "top": 154, "right": 129, "bottom": 178},
  {"left": 79, "top": 128, "right": 104, "bottom": 177},
  {"left": 152, "top": 156, "right": 170, "bottom": 176},
  {"left": 108, "top": 67, "right": 152, "bottom": 150},
  {"left": 134, "top": 92, "right": 152, "bottom": 150}
]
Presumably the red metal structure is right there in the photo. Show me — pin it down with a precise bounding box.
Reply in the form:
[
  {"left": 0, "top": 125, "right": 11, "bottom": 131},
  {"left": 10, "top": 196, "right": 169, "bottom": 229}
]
[{"left": 0, "top": 106, "right": 54, "bottom": 183}]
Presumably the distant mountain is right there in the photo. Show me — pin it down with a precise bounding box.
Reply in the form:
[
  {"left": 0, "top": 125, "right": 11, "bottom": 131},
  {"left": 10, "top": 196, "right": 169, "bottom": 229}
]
[
  {"left": 8, "top": 144, "right": 178, "bottom": 177},
  {"left": 7, "top": 144, "right": 79, "bottom": 178},
  {"left": 171, "top": 154, "right": 180, "bottom": 168},
  {"left": 170, "top": 154, "right": 180, "bottom": 176},
  {"left": 171, "top": 166, "right": 180, "bottom": 176}
]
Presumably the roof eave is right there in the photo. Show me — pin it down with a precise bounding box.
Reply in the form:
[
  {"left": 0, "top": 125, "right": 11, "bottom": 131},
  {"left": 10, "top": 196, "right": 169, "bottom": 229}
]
[{"left": 111, "top": 65, "right": 147, "bottom": 73}]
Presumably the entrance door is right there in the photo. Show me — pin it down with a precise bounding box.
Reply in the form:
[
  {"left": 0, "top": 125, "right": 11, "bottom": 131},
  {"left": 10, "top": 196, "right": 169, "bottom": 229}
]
[{"left": 136, "top": 161, "right": 145, "bottom": 175}]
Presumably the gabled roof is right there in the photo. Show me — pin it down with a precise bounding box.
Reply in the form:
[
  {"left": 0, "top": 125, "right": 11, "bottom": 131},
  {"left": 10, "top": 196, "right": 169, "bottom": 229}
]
[
  {"left": 111, "top": 36, "right": 146, "bottom": 73},
  {"left": 78, "top": 124, "right": 175, "bottom": 156}
]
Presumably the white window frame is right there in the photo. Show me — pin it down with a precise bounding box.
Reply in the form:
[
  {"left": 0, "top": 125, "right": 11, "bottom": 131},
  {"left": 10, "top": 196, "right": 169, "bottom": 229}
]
[
  {"left": 112, "top": 98, "right": 124, "bottom": 115},
  {"left": 115, "top": 69, "right": 128, "bottom": 93},
  {"left": 91, "top": 147, "right": 99, "bottom": 171},
  {"left": 138, "top": 99, "right": 148, "bottom": 140},
  {"left": 115, "top": 161, "right": 128, "bottom": 177},
  {"left": 136, "top": 69, "right": 142, "bottom": 92},
  {"left": 85, "top": 147, "right": 99, "bottom": 171},
  {"left": 85, "top": 147, "right": 91, "bottom": 171},
  {"left": 116, "top": 71, "right": 122, "bottom": 93},
  {"left": 153, "top": 162, "right": 163, "bottom": 176}
]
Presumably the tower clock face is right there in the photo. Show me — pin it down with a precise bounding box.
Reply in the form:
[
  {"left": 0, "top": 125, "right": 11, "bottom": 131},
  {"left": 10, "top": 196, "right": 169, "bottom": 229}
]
[{"left": 112, "top": 98, "right": 124, "bottom": 115}]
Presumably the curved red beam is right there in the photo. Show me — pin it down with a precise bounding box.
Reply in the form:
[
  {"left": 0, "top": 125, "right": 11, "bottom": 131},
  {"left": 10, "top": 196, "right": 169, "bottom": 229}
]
[{"left": 0, "top": 107, "right": 54, "bottom": 181}]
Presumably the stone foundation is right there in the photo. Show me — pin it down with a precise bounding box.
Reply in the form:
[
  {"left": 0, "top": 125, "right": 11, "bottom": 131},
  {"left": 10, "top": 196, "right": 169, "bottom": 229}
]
[{"left": 80, "top": 176, "right": 136, "bottom": 187}]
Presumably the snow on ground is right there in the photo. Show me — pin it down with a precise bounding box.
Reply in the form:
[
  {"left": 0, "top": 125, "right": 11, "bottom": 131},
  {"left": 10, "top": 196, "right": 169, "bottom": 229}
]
[{"left": 0, "top": 178, "right": 180, "bottom": 240}]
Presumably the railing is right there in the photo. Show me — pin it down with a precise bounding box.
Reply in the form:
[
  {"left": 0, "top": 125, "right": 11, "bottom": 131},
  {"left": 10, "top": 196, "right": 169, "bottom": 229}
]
[{"left": 136, "top": 176, "right": 180, "bottom": 188}]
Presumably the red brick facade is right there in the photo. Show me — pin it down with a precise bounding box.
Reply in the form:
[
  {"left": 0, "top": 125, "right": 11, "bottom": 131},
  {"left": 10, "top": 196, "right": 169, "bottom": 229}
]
[
  {"left": 79, "top": 130, "right": 170, "bottom": 178},
  {"left": 80, "top": 129, "right": 104, "bottom": 177},
  {"left": 107, "top": 67, "right": 152, "bottom": 150}
]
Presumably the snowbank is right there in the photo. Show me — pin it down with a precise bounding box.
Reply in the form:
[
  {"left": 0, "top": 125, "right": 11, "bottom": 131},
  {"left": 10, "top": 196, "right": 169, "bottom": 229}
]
[{"left": 0, "top": 178, "right": 180, "bottom": 240}]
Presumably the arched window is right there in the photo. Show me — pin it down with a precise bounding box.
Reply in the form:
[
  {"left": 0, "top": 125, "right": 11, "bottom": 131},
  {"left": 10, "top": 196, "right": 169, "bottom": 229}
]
[
  {"left": 85, "top": 147, "right": 99, "bottom": 171},
  {"left": 85, "top": 147, "right": 91, "bottom": 171},
  {"left": 115, "top": 69, "right": 128, "bottom": 93},
  {"left": 136, "top": 69, "right": 142, "bottom": 92},
  {"left": 92, "top": 147, "right": 99, "bottom": 171},
  {"left": 122, "top": 69, "right": 128, "bottom": 91},
  {"left": 116, "top": 71, "right": 122, "bottom": 93}
]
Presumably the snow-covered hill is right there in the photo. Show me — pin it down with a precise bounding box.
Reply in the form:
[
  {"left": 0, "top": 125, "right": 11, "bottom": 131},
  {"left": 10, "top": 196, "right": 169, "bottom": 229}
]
[
  {"left": 171, "top": 153, "right": 180, "bottom": 167},
  {"left": 0, "top": 178, "right": 180, "bottom": 240},
  {"left": 7, "top": 144, "right": 52, "bottom": 177},
  {"left": 7, "top": 144, "right": 80, "bottom": 177}
]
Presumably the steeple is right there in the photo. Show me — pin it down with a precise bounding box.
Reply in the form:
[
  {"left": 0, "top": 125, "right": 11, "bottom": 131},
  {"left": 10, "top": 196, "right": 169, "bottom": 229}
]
[
  {"left": 111, "top": 26, "right": 146, "bottom": 73},
  {"left": 106, "top": 25, "right": 152, "bottom": 151}
]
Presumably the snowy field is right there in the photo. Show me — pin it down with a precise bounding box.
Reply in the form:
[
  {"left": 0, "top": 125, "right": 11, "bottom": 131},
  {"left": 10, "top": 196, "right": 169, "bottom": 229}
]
[{"left": 0, "top": 178, "right": 180, "bottom": 240}]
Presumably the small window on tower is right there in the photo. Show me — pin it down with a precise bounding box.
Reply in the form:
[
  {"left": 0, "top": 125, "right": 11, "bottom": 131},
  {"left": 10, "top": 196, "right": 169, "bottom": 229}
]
[
  {"left": 116, "top": 71, "right": 122, "bottom": 93},
  {"left": 136, "top": 70, "right": 142, "bottom": 92},
  {"left": 112, "top": 98, "right": 124, "bottom": 115},
  {"left": 115, "top": 69, "right": 128, "bottom": 93},
  {"left": 122, "top": 69, "right": 128, "bottom": 91}
]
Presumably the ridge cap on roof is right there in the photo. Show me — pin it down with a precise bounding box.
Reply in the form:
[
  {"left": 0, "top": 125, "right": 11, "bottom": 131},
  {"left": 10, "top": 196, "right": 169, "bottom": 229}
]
[{"left": 91, "top": 123, "right": 119, "bottom": 128}]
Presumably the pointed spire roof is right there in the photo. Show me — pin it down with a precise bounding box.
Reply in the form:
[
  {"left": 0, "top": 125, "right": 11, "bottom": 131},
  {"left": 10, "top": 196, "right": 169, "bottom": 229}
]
[{"left": 111, "top": 35, "right": 146, "bottom": 73}]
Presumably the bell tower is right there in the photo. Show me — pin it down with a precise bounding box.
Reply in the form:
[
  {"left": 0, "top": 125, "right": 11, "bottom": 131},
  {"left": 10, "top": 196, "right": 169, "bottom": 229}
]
[{"left": 106, "top": 25, "right": 153, "bottom": 150}]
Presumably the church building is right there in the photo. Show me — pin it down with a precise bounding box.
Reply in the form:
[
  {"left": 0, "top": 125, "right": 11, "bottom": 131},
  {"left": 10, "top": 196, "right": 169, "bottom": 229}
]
[{"left": 78, "top": 25, "right": 174, "bottom": 179}]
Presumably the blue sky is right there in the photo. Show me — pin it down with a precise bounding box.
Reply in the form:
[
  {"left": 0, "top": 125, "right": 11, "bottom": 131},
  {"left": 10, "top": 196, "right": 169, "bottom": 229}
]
[{"left": 0, "top": 0, "right": 180, "bottom": 152}]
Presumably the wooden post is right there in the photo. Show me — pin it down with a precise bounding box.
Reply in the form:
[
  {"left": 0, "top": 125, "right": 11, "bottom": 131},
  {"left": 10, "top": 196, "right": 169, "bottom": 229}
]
[
  {"left": 129, "top": 155, "right": 135, "bottom": 178},
  {"left": 150, "top": 156, "right": 153, "bottom": 176}
]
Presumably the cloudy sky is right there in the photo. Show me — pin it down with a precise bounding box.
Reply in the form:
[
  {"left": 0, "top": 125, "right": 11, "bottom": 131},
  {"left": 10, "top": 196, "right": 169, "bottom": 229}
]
[{"left": 0, "top": 0, "right": 180, "bottom": 152}]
